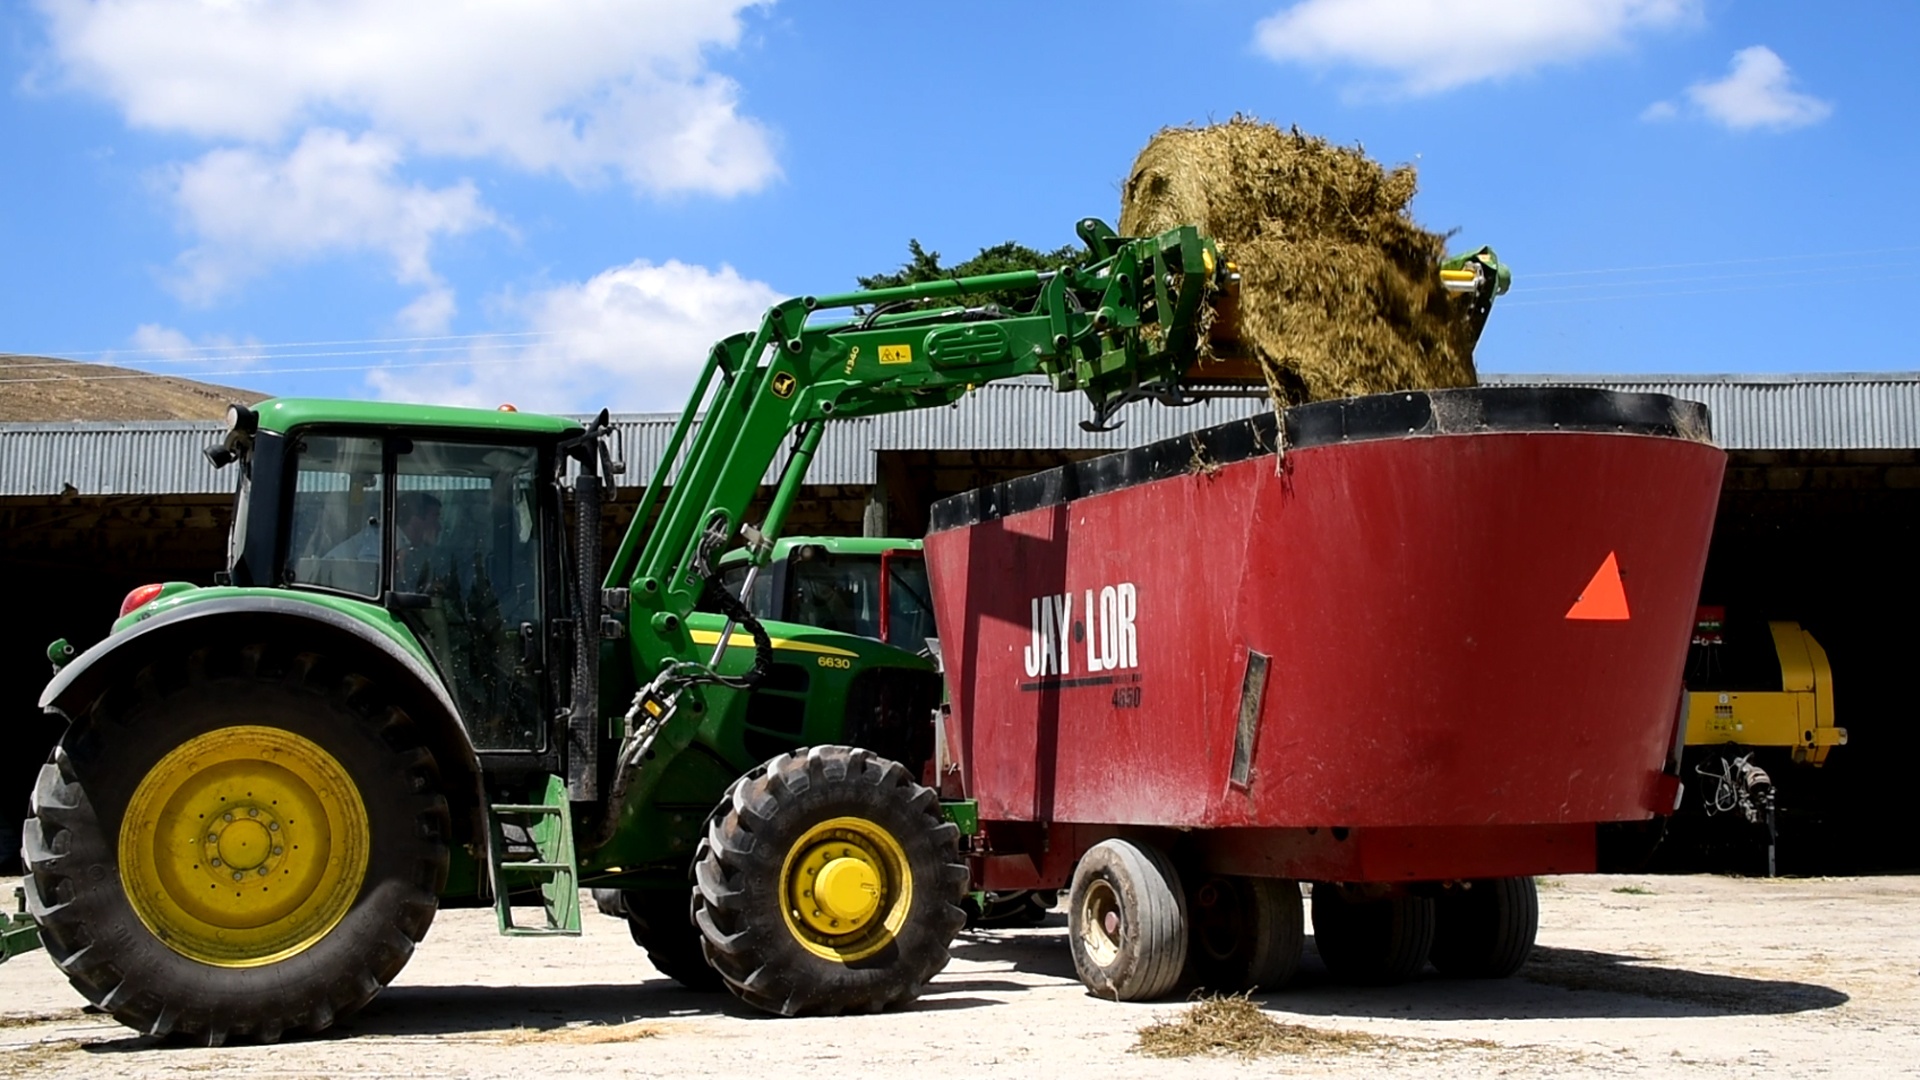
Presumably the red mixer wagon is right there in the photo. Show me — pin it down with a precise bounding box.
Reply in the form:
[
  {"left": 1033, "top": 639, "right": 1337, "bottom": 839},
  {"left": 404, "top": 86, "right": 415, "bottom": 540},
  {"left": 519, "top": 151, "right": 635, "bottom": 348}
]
[{"left": 923, "top": 385, "right": 1725, "bottom": 998}]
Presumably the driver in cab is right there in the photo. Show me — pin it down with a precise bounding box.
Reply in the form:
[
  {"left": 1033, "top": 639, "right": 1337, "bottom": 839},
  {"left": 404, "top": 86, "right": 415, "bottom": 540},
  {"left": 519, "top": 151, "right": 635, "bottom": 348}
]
[{"left": 326, "top": 491, "right": 442, "bottom": 589}]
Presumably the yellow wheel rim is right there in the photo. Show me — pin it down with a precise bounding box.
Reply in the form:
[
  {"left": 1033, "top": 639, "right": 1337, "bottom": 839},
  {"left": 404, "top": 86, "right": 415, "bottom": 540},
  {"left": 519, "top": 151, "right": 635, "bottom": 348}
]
[
  {"left": 779, "top": 816, "right": 912, "bottom": 963},
  {"left": 118, "top": 725, "right": 369, "bottom": 968}
]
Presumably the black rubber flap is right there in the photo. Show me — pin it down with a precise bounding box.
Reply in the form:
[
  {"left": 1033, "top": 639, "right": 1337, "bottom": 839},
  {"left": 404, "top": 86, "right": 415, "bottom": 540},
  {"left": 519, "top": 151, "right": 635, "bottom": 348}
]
[{"left": 928, "top": 386, "right": 1713, "bottom": 533}]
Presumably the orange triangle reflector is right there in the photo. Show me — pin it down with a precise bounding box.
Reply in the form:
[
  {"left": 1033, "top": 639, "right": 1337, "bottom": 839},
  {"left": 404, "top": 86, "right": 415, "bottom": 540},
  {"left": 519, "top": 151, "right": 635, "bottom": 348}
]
[{"left": 1567, "top": 552, "right": 1630, "bottom": 621}]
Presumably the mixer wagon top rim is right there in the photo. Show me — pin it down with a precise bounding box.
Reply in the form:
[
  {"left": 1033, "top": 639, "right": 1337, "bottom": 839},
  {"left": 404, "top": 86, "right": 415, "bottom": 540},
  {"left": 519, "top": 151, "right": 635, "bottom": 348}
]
[{"left": 927, "top": 385, "right": 1713, "bottom": 532}]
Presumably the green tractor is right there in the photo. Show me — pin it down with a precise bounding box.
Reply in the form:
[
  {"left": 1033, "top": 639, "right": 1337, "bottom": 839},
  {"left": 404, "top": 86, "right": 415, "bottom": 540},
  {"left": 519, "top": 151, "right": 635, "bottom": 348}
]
[
  {"left": 19, "top": 220, "right": 1505, "bottom": 1042},
  {"left": 587, "top": 534, "right": 1053, "bottom": 939}
]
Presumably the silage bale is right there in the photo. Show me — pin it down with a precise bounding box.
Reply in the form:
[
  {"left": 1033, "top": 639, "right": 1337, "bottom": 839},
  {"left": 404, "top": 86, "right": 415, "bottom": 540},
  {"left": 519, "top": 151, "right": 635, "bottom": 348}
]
[{"left": 1118, "top": 118, "right": 1484, "bottom": 403}]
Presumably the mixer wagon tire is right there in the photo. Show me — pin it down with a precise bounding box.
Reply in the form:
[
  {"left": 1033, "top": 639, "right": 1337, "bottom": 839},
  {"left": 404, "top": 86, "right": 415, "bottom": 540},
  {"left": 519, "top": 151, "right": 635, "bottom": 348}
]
[
  {"left": 691, "top": 745, "right": 968, "bottom": 1016},
  {"left": 1184, "top": 874, "right": 1303, "bottom": 992},
  {"left": 23, "top": 645, "right": 448, "bottom": 1044},
  {"left": 623, "top": 887, "right": 724, "bottom": 991},
  {"left": 1430, "top": 876, "right": 1538, "bottom": 979},
  {"left": 1310, "top": 885, "right": 1435, "bottom": 986},
  {"left": 1067, "top": 839, "right": 1188, "bottom": 1001}
]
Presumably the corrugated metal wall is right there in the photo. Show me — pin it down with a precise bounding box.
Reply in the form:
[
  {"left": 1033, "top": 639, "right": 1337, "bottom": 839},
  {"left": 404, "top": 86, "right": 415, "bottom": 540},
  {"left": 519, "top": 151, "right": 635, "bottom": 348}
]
[{"left": 6, "top": 376, "right": 1918, "bottom": 496}]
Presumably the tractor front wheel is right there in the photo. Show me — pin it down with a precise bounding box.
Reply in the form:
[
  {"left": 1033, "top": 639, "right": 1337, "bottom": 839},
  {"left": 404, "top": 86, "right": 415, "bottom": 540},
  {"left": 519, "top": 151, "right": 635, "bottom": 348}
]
[
  {"left": 22, "top": 645, "right": 448, "bottom": 1043},
  {"left": 691, "top": 746, "right": 968, "bottom": 1015},
  {"left": 624, "top": 887, "right": 723, "bottom": 991}
]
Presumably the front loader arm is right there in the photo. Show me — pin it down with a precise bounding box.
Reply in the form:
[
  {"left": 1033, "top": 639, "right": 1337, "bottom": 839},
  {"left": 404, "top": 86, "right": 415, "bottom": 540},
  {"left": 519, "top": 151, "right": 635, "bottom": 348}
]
[
  {"left": 592, "top": 221, "right": 1231, "bottom": 823},
  {"left": 612, "top": 221, "right": 1227, "bottom": 610}
]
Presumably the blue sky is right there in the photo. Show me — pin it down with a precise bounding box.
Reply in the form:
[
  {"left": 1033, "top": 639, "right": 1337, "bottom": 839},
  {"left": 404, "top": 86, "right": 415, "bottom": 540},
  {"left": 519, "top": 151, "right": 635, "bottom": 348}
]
[{"left": 2, "top": 1, "right": 1914, "bottom": 413}]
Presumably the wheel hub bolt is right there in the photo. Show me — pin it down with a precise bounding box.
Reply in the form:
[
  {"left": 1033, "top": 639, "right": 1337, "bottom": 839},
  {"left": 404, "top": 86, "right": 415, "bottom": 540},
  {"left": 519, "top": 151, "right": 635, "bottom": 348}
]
[
  {"left": 210, "top": 859, "right": 222, "bottom": 868},
  {"left": 231, "top": 871, "right": 244, "bottom": 881}
]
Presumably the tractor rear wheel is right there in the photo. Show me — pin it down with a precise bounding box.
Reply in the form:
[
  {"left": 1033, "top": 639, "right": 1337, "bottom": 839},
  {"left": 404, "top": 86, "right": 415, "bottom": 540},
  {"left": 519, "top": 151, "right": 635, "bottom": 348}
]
[
  {"left": 691, "top": 746, "right": 968, "bottom": 1016},
  {"left": 1430, "top": 876, "right": 1538, "bottom": 978},
  {"left": 624, "top": 887, "right": 723, "bottom": 991},
  {"left": 1067, "top": 839, "right": 1188, "bottom": 1001},
  {"left": 1184, "top": 874, "right": 1303, "bottom": 992},
  {"left": 1309, "top": 884, "right": 1434, "bottom": 986},
  {"left": 22, "top": 645, "right": 448, "bottom": 1044}
]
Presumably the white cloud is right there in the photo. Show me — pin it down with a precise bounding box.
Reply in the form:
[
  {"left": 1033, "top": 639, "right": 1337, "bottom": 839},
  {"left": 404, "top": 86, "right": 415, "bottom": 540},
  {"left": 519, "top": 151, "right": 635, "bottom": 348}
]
[
  {"left": 1253, "top": 0, "right": 1700, "bottom": 95},
  {"left": 35, "top": 0, "right": 779, "bottom": 196},
  {"left": 165, "top": 129, "right": 492, "bottom": 317},
  {"left": 366, "top": 259, "right": 783, "bottom": 413},
  {"left": 396, "top": 287, "right": 460, "bottom": 337},
  {"left": 1641, "top": 99, "right": 1679, "bottom": 122},
  {"left": 121, "top": 323, "right": 264, "bottom": 368},
  {"left": 33, "top": 1, "right": 780, "bottom": 321},
  {"left": 1684, "top": 46, "right": 1832, "bottom": 132}
]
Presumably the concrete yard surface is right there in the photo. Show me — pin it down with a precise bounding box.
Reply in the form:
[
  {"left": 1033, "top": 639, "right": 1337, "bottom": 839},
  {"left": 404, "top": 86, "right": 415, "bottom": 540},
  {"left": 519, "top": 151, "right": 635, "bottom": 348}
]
[{"left": 1, "top": 873, "right": 1914, "bottom": 1079}]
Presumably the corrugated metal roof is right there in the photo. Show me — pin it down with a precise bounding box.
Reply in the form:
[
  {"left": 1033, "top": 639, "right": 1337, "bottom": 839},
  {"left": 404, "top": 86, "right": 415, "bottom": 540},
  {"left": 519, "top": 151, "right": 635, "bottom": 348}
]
[
  {"left": 0, "top": 420, "right": 233, "bottom": 497},
  {"left": 604, "top": 378, "right": 1266, "bottom": 487},
  {"left": 5, "top": 375, "right": 1918, "bottom": 496},
  {"left": 1480, "top": 373, "right": 1920, "bottom": 450}
]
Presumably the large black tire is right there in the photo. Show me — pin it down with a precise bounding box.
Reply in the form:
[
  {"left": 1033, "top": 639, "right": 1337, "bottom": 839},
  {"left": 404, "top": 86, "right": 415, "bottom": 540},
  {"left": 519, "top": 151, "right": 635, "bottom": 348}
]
[
  {"left": 1310, "top": 884, "right": 1434, "bottom": 986},
  {"left": 691, "top": 745, "right": 968, "bottom": 1016},
  {"left": 23, "top": 644, "right": 448, "bottom": 1044},
  {"left": 624, "top": 887, "right": 724, "bottom": 991},
  {"left": 1430, "top": 876, "right": 1538, "bottom": 979},
  {"left": 1184, "top": 874, "right": 1303, "bottom": 992},
  {"left": 963, "top": 889, "right": 1056, "bottom": 929},
  {"left": 1067, "top": 839, "right": 1188, "bottom": 1001}
]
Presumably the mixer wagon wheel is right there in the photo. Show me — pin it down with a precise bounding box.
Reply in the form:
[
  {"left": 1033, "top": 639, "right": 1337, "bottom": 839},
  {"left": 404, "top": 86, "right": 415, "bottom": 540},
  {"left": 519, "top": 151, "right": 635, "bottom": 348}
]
[
  {"left": 623, "top": 887, "right": 724, "bottom": 991},
  {"left": 691, "top": 745, "right": 968, "bottom": 1016},
  {"left": 1429, "top": 876, "right": 1538, "bottom": 979},
  {"left": 1309, "top": 884, "right": 1435, "bottom": 985},
  {"left": 1067, "top": 839, "right": 1189, "bottom": 1001},
  {"left": 23, "top": 645, "right": 448, "bottom": 1044},
  {"left": 1183, "top": 874, "right": 1304, "bottom": 992}
]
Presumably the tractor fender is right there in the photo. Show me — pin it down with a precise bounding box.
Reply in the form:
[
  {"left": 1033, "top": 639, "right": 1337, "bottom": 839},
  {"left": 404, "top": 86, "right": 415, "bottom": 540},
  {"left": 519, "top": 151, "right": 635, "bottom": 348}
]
[{"left": 40, "top": 594, "right": 484, "bottom": 845}]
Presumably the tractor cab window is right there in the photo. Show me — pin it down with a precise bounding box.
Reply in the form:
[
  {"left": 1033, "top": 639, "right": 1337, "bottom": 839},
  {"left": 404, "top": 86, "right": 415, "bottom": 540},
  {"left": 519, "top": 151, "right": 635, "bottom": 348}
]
[
  {"left": 285, "top": 434, "right": 386, "bottom": 598},
  {"left": 392, "top": 440, "right": 547, "bottom": 752},
  {"left": 782, "top": 549, "right": 939, "bottom": 652},
  {"left": 283, "top": 433, "right": 549, "bottom": 751},
  {"left": 714, "top": 561, "right": 774, "bottom": 618},
  {"left": 881, "top": 554, "right": 937, "bottom": 653}
]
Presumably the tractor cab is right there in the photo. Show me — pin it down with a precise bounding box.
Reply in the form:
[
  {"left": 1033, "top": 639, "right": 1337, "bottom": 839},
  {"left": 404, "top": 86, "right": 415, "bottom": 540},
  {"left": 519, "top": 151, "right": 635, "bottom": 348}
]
[
  {"left": 211, "top": 399, "right": 585, "bottom": 759},
  {"left": 709, "top": 536, "right": 937, "bottom": 655}
]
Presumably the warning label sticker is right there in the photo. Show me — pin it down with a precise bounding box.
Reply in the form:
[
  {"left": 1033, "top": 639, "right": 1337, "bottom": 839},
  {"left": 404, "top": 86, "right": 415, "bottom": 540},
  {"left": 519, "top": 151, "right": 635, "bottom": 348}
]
[{"left": 1566, "top": 552, "right": 1630, "bottom": 621}]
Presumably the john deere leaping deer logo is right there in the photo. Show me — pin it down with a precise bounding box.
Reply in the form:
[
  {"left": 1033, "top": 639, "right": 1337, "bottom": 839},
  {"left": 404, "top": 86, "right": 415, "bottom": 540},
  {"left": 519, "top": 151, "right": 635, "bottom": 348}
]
[{"left": 770, "top": 372, "right": 797, "bottom": 399}]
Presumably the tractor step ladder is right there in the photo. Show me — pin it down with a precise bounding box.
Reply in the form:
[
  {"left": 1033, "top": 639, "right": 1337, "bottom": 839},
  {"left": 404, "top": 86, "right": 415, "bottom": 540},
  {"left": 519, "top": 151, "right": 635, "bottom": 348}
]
[
  {"left": 0, "top": 886, "right": 42, "bottom": 964},
  {"left": 486, "top": 774, "right": 581, "bottom": 936}
]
